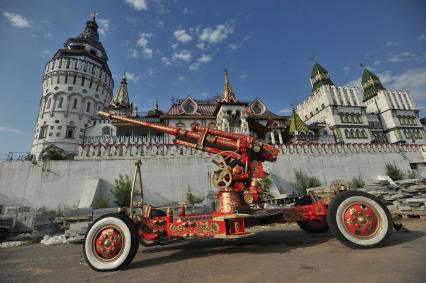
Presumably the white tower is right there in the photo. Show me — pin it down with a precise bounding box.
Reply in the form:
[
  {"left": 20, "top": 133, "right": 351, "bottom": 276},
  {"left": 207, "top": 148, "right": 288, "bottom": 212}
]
[{"left": 31, "top": 15, "right": 114, "bottom": 159}]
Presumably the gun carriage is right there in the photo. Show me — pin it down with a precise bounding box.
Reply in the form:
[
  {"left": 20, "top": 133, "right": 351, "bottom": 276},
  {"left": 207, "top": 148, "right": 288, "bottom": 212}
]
[{"left": 83, "top": 111, "right": 393, "bottom": 271}]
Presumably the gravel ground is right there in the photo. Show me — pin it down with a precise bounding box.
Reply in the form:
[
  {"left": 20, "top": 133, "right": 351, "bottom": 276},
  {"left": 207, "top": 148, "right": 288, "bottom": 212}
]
[{"left": 1, "top": 219, "right": 425, "bottom": 283}]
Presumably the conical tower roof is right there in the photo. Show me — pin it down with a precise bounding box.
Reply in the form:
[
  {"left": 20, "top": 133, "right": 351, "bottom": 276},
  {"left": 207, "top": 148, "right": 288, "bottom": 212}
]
[
  {"left": 110, "top": 73, "right": 131, "bottom": 111},
  {"left": 361, "top": 68, "right": 385, "bottom": 102},
  {"left": 78, "top": 13, "right": 100, "bottom": 42},
  {"left": 289, "top": 110, "right": 309, "bottom": 135},
  {"left": 310, "top": 62, "right": 334, "bottom": 93},
  {"left": 222, "top": 69, "right": 237, "bottom": 103}
]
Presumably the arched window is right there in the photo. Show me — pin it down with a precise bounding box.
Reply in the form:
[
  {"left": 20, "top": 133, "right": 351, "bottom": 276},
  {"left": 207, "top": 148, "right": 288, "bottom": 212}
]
[
  {"left": 356, "top": 129, "right": 361, "bottom": 139},
  {"left": 72, "top": 99, "right": 78, "bottom": 109},
  {"left": 350, "top": 129, "right": 355, "bottom": 138},
  {"left": 362, "top": 130, "right": 367, "bottom": 139},
  {"left": 86, "top": 102, "right": 91, "bottom": 112},
  {"left": 46, "top": 97, "right": 51, "bottom": 109},
  {"left": 345, "top": 129, "right": 349, "bottom": 138},
  {"left": 102, "top": 126, "right": 111, "bottom": 136},
  {"left": 58, "top": 97, "right": 64, "bottom": 108}
]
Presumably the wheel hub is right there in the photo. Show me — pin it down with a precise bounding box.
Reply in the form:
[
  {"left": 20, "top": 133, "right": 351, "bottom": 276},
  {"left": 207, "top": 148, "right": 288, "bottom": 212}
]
[
  {"left": 343, "top": 203, "right": 379, "bottom": 238},
  {"left": 94, "top": 226, "right": 124, "bottom": 260}
]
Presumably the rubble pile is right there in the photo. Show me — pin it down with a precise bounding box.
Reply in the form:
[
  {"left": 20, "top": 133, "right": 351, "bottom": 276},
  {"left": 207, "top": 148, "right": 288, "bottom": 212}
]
[{"left": 359, "top": 179, "right": 426, "bottom": 219}]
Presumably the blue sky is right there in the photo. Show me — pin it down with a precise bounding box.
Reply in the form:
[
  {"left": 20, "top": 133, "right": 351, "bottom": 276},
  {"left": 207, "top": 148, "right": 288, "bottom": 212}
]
[{"left": 0, "top": 0, "right": 425, "bottom": 153}]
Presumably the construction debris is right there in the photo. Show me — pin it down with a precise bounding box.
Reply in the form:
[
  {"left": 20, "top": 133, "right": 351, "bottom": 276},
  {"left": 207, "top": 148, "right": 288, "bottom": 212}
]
[{"left": 359, "top": 178, "right": 426, "bottom": 219}]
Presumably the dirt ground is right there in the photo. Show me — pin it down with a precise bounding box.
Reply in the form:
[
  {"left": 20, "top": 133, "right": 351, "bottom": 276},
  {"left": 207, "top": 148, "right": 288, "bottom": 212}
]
[{"left": 1, "top": 219, "right": 425, "bottom": 283}]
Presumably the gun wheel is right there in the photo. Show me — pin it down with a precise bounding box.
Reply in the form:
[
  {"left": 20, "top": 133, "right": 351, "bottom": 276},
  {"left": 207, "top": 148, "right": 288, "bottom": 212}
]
[
  {"left": 327, "top": 191, "right": 392, "bottom": 249},
  {"left": 84, "top": 213, "right": 138, "bottom": 271}
]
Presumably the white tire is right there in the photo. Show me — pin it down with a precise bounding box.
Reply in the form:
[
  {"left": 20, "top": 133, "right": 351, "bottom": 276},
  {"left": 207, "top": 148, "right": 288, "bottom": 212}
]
[{"left": 83, "top": 213, "right": 138, "bottom": 271}]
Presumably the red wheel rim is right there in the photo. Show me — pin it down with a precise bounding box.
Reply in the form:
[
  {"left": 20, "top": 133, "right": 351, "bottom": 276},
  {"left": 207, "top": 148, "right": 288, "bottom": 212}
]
[
  {"left": 93, "top": 225, "right": 125, "bottom": 261},
  {"left": 342, "top": 202, "right": 380, "bottom": 239}
]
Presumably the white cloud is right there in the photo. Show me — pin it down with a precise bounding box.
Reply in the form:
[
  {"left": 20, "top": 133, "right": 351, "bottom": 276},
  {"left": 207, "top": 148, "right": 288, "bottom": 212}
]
[
  {"left": 97, "top": 18, "right": 110, "bottom": 36},
  {"left": 177, "top": 75, "right": 185, "bottom": 82},
  {"left": 125, "top": 0, "right": 148, "bottom": 11},
  {"left": 125, "top": 72, "right": 140, "bottom": 83},
  {"left": 161, "top": 57, "right": 172, "bottom": 66},
  {"left": 196, "top": 42, "right": 205, "bottom": 50},
  {"left": 228, "top": 43, "right": 238, "bottom": 50},
  {"left": 42, "top": 49, "right": 51, "bottom": 55},
  {"left": 4, "top": 12, "right": 31, "bottom": 28},
  {"left": 417, "top": 34, "right": 426, "bottom": 41},
  {"left": 374, "top": 60, "right": 381, "bottom": 66},
  {"left": 188, "top": 54, "right": 212, "bottom": 71},
  {"left": 137, "top": 33, "right": 153, "bottom": 58},
  {"left": 240, "top": 73, "right": 248, "bottom": 81},
  {"left": 171, "top": 42, "right": 179, "bottom": 49},
  {"left": 174, "top": 29, "right": 192, "bottom": 43},
  {"left": 199, "top": 23, "right": 233, "bottom": 44},
  {"left": 44, "top": 32, "right": 52, "bottom": 38},
  {"left": 228, "top": 36, "right": 249, "bottom": 50},
  {"left": 279, "top": 108, "right": 292, "bottom": 114},
  {"left": 127, "top": 48, "right": 139, "bottom": 59},
  {"left": 0, "top": 126, "right": 24, "bottom": 134},
  {"left": 173, "top": 50, "right": 192, "bottom": 62},
  {"left": 198, "top": 54, "right": 211, "bottom": 63},
  {"left": 385, "top": 41, "right": 400, "bottom": 48},
  {"left": 343, "top": 66, "right": 350, "bottom": 74},
  {"left": 389, "top": 51, "right": 417, "bottom": 63}
]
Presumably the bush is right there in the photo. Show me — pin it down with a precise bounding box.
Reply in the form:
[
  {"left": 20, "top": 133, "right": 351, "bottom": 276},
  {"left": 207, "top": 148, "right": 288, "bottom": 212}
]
[
  {"left": 349, "top": 175, "right": 365, "bottom": 189},
  {"left": 93, "top": 195, "right": 109, "bottom": 209},
  {"left": 46, "top": 149, "right": 67, "bottom": 160},
  {"left": 407, "top": 171, "right": 416, "bottom": 179},
  {"left": 186, "top": 186, "right": 204, "bottom": 206},
  {"left": 385, "top": 163, "right": 404, "bottom": 181},
  {"left": 291, "top": 169, "right": 321, "bottom": 196},
  {"left": 112, "top": 175, "right": 132, "bottom": 207}
]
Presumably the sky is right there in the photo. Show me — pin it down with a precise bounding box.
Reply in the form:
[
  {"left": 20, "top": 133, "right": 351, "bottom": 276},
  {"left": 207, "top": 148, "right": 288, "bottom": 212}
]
[{"left": 0, "top": 0, "right": 425, "bottom": 153}]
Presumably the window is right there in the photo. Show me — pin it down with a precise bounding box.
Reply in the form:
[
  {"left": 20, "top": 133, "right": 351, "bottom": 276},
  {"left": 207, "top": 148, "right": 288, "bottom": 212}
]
[
  {"left": 81, "top": 77, "right": 85, "bottom": 86},
  {"left": 65, "top": 127, "right": 75, "bottom": 138},
  {"left": 362, "top": 130, "right": 367, "bottom": 139},
  {"left": 58, "top": 97, "right": 64, "bottom": 108},
  {"left": 39, "top": 126, "right": 48, "bottom": 139},
  {"left": 72, "top": 99, "right": 78, "bottom": 109},
  {"left": 86, "top": 102, "right": 91, "bottom": 112},
  {"left": 102, "top": 126, "right": 111, "bottom": 135},
  {"left": 345, "top": 129, "right": 349, "bottom": 138},
  {"left": 46, "top": 98, "right": 51, "bottom": 109}
]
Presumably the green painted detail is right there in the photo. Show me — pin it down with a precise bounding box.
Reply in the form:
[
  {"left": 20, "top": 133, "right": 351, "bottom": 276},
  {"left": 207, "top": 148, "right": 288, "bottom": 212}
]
[
  {"left": 333, "top": 128, "right": 343, "bottom": 143},
  {"left": 289, "top": 110, "right": 309, "bottom": 135},
  {"left": 310, "top": 63, "right": 334, "bottom": 93},
  {"left": 361, "top": 68, "right": 386, "bottom": 102}
]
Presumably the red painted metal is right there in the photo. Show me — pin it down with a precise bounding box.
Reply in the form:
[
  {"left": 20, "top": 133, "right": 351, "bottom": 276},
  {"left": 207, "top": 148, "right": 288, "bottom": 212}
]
[
  {"left": 94, "top": 226, "right": 124, "bottom": 260},
  {"left": 342, "top": 203, "right": 379, "bottom": 238}
]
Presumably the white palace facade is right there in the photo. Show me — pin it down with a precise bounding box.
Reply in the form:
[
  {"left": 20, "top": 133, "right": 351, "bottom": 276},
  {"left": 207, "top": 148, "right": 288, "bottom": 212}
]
[{"left": 30, "top": 18, "right": 426, "bottom": 160}]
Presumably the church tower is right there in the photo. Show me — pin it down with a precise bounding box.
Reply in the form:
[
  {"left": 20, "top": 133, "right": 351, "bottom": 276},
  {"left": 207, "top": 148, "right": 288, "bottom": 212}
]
[{"left": 31, "top": 15, "right": 114, "bottom": 159}]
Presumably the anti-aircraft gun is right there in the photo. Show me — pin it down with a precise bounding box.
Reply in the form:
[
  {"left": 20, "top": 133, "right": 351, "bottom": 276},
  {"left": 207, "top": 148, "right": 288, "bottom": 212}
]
[
  {"left": 83, "top": 111, "right": 394, "bottom": 272},
  {"left": 97, "top": 111, "right": 279, "bottom": 207}
]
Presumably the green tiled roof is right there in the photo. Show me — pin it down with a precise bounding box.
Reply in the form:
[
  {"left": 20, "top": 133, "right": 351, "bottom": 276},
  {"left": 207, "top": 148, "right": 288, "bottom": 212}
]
[
  {"left": 310, "top": 63, "right": 334, "bottom": 93},
  {"left": 361, "top": 68, "right": 386, "bottom": 102},
  {"left": 289, "top": 110, "right": 309, "bottom": 135}
]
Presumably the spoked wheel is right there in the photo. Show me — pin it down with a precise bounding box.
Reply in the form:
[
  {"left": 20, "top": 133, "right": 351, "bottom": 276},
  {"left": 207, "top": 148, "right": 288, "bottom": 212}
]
[
  {"left": 327, "top": 190, "right": 392, "bottom": 249},
  {"left": 296, "top": 195, "right": 329, "bottom": 233},
  {"left": 84, "top": 213, "right": 139, "bottom": 271}
]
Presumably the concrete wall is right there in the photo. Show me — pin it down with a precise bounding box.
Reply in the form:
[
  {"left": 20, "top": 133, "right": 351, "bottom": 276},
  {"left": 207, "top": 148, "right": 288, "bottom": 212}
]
[{"left": 1, "top": 143, "right": 426, "bottom": 210}]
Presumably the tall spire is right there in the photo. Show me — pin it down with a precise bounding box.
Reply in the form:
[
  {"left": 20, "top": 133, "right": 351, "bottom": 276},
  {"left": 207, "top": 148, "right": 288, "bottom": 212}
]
[
  {"left": 310, "top": 62, "right": 334, "bottom": 93},
  {"left": 361, "top": 67, "right": 385, "bottom": 102},
  {"left": 109, "top": 72, "right": 131, "bottom": 112},
  {"left": 222, "top": 69, "right": 237, "bottom": 103},
  {"left": 289, "top": 109, "right": 309, "bottom": 135},
  {"left": 78, "top": 13, "right": 99, "bottom": 42}
]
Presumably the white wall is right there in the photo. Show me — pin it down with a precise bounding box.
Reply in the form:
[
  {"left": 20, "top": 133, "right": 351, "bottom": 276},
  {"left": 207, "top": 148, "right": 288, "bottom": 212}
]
[{"left": 1, "top": 144, "right": 425, "bottom": 210}]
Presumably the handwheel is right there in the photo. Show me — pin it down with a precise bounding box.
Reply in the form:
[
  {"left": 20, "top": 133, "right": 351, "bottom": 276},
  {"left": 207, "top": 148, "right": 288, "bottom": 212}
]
[
  {"left": 84, "top": 213, "right": 139, "bottom": 271},
  {"left": 327, "top": 190, "right": 392, "bottom": 249},
  {"left": 296, "top": 195, "right": 329, "bottom": 233}
]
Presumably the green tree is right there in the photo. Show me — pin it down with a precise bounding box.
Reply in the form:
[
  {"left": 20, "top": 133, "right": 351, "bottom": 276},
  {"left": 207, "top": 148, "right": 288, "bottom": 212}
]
[
  {"left": 93, "top": 195, "right": 110, "bottom": 209},
  {"left": 112, "top": 175, "right": 132, "bottom": 207},
  {"left": 46, "top": 149, "right": 67, "bottom": 160},
  {"left": 291, "top": 169, "right": 321, "bottom": 196},
  {"left": 186, "top": 186, "right": 204, "bottom": 206},
  {"left": 407, "top": 171, "right": 416, "bottom": 179},
  {"left": 385, "top": 163, "right": 404, "bottom": 181}
]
